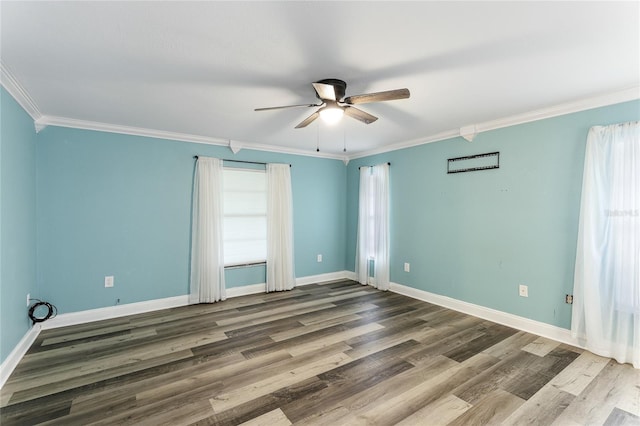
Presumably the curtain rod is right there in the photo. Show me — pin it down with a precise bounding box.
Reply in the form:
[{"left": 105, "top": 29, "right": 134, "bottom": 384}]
[
  {"left": 358, "top": 162, "right": 391, "bottom": 170},
  {"left": 193, "top": 156, "right": 291, "bottom": 167}
]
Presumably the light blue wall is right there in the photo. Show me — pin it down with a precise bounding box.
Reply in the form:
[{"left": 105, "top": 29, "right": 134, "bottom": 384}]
[
  {"left": 36, "top": 127, "right": 347, "bottom": 313},
  {"left": 346, "top": 100, "right": 640, "bottom": 329},
  {"left": 3, "top": 85, "right": 637, "bottom": 366},
  {"left": 1, "top": 88, "right": 38, "bottom": 364}
]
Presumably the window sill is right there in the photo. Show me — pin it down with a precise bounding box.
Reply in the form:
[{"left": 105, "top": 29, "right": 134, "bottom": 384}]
[{"left": 224, "top": 261, "right": 266, "bottom": 270}]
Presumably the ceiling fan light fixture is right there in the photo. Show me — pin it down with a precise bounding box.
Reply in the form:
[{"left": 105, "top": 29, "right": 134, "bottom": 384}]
[
  {"left": 256, "top": 79, "right": 409, "bottom": 129},
  {"left": 319, "top": 106, "right": 344, "bottom": 125}
]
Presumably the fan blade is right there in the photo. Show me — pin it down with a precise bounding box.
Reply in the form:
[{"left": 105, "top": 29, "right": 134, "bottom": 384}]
[
  {"left": 344, "top": 106, "right": 378, "bottom": 125},
  {"left": 295, "top": 111, "right": 320, "bottom": 128},
  {"left": 344, "top": 88, "right": 410, "bottom": 105},
  {"left": 255, "top": 103, "right": 319, "bottom": 111},
  {"left": 312, "top": 82, "right": 337, "bottom": 101}
]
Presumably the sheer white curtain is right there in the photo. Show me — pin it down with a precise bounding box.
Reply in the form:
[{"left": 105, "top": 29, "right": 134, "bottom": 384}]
[
  {"left": 572, "top": 122, "right": 639, "bottom": 368},
  {"left": 356, "top": 163, "right": 390, "bottom": 291},
  {"left": 266, "top": 163, "right": 296, "bottom": 292},
  {"left": 190, "top": 157, "right": 226, "bottom": 303}
]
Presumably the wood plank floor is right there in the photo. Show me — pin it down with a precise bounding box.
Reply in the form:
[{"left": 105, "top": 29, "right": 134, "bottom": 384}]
[{"left": 1, "top": 280, "right": 639, "bottom": 425}]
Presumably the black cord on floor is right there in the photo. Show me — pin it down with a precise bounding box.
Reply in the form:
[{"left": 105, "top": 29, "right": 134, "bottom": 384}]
[{"left": 28, "top": 299, "right": 58, "bottom": 325}]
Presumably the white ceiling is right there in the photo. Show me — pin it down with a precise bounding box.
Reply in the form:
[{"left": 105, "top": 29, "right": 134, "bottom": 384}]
[{"left": 1, "top": 1, "right": 638, "bottom": 158}]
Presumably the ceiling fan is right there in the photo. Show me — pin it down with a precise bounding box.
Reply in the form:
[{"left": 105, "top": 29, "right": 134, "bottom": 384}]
[{"left": 255, "top": 79, "right": 410, "bottom": 128}]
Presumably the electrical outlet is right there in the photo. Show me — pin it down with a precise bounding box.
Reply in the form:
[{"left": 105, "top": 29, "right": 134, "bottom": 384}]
[
  {"left": 105, "top": 276, "right": 114, "bottom": 288},
  {"left": 565, "top": 294, "right": 573, "bottom": 304},
  {"left": 27, "top": 293, "right": 30, "bottom": 307},
  {"left": 317, "top": 254, "right": 322, "bottom": 262},
  {"left": 404, "top": 262, "right": 410, "bottom": 272},
  {"left": 519, "top": 284, "right": 528, "bottom": 297}
]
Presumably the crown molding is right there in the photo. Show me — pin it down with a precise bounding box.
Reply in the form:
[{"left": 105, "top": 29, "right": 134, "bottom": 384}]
[
  {"left": 348, "top": 85, "right": 640, "bottom": 160},
  {"left": 474, "top": 86, "right": 640, "bottom": 134},
  {"left": 0, "top": 64, "right": 347, "bottom": 161},
  {"left": 0, "top": 61, "right": 43, "bottom": 123},
  {"left": 36, "top": 115, "right": 348, "bottom": 161},
  {"left": 3, "top": 60, "right": 635, "bottom": 163},
  {"left": 348, "top": 129, "right": 460, "bottom": 160},
  {"left": 36, "top": 115, "right": 232, "bottom": 146},
  {"left": 230, "top": 139, "right": 347, "bottom": 161}
]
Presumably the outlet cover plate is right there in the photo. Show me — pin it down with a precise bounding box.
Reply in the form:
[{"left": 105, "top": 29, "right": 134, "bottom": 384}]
[
  {"left": 105, "top": 276, "right": 114, "bottom": 288},
  {"left": 519, "top": 284, "right": 528, "bottom": 297}
]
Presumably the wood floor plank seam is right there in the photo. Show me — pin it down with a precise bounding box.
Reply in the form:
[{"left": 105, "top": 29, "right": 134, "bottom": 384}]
[{"left": 1, "top": 280, "right": 637, "bottom": 426}]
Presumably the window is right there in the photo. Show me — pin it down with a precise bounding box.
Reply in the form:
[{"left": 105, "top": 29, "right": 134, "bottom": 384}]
[
  {"left": 366, "top": 173, "right": 376, "bottom": 259},
  {"left": 356, "top": 163, "right": 390, "bottom": 290},
  {"left": 609, "top": 140, "right": 639, "bottom": 314},
  {"left": 223, "top": 167, "right": 267, "bottom": 266},
  {"left": 572, "top": 122, "right": 639, "bottom": 367}
]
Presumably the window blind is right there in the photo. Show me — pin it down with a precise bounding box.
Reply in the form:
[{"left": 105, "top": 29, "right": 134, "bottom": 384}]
[{"left": 223, "top": 168, "right": 267, "bottom": 265}]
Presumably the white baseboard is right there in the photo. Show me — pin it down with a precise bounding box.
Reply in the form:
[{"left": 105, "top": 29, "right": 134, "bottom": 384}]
[
  {"left": 390, "top": 282, "right": 583, "bottom": 349},
  {"left": 226, "top": 270, "right": 355, "bottom": 296},
  {"left": 0, "top": 324, "right": 41, "bottom": 389},
  {"left": 1, "top": 274, "right": 582, "bottom": 390},
  {"left": 344, "top": 271, "right": 357, "bottom": 281},
  {"left": 226, "top": 283, "right": 266, "bottom": 298},
  {"left": 296, "top": 270, "right": 353, "bottom": 286},
  {"left": 43, "top": 271, "right": 355, "bottom": 330},
  {"left": 41, "top": 295, "right": 190, "bottom": 330},
  {"left": 0, "top": 270, "right": 356, "bottom": 389}
]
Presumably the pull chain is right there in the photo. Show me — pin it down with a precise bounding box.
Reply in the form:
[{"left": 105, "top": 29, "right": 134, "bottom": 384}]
[{"left": 343, "top": 127, "right": 347, "bottom": 153}]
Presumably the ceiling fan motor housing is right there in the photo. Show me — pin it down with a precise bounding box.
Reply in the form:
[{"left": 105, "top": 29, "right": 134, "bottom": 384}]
[
  {"left": 315, "top": 78, "right": 347, "bottom": 101},
  {"left": 256, "top": 78, "right": 409, "bottom": 129}
]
